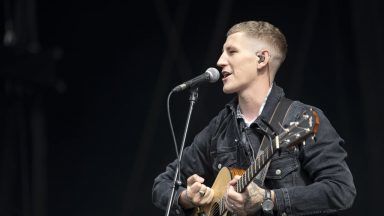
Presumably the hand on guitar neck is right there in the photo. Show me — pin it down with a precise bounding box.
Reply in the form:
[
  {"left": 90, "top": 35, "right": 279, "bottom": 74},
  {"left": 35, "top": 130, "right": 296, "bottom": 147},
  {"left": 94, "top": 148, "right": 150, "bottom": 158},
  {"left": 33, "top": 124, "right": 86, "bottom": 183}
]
[{"left": 179, "top": 174, "right": 215, "bottom": 209}]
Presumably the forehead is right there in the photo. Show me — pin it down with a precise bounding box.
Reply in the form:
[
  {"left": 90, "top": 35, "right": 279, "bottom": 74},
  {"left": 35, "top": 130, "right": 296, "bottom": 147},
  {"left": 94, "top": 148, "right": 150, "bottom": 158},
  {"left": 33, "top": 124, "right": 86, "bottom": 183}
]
[{"left": 223, "top": 32, "right": 260, "bottom": 50}]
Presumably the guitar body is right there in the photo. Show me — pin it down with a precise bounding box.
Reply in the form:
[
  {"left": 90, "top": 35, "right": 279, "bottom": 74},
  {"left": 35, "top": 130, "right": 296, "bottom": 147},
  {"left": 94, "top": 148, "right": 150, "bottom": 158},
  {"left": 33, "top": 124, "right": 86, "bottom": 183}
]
[{"left": 193, "top": 167, "right": 245, "bottom": 216}]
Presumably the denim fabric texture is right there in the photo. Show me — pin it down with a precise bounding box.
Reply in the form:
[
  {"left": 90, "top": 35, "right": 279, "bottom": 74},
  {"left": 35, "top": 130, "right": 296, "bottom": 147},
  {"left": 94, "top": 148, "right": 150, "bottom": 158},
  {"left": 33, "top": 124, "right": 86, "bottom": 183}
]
[{"left": 152, "top": 84, "right": 356, "bottom": 216}]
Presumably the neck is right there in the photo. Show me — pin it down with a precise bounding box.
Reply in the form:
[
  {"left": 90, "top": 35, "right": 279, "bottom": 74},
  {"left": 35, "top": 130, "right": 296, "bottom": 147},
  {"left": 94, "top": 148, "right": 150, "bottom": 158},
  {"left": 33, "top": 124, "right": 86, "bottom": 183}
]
[{"left": 238, "top": 81, "right": 271, "bottom": 122}]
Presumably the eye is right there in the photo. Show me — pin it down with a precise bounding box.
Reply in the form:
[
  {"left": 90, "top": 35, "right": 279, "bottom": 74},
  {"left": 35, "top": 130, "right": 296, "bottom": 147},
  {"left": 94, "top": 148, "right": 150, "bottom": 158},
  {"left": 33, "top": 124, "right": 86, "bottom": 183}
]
[{"left": 228, "top": 49, "right": 237, "bottom": 55}]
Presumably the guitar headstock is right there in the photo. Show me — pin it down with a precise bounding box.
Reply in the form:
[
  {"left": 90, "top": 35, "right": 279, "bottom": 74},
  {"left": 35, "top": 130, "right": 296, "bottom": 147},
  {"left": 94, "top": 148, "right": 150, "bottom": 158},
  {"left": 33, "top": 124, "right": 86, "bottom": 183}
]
[{"left": 276, "top": 108, "right": 320, "bottom": 149}]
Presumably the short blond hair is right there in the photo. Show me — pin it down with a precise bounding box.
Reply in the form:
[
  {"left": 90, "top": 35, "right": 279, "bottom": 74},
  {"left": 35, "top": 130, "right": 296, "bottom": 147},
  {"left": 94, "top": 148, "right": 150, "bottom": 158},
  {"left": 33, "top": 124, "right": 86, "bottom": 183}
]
[{"left": 227, "top": 21, "right": 288, "bottom": 64}]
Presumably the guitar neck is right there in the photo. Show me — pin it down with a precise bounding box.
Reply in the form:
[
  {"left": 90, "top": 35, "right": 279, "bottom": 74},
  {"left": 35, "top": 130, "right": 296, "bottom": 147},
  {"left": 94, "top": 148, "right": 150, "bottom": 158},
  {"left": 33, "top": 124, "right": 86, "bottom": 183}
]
[{"left": 235, "top": 138, "right": 276, "bottom": 193}]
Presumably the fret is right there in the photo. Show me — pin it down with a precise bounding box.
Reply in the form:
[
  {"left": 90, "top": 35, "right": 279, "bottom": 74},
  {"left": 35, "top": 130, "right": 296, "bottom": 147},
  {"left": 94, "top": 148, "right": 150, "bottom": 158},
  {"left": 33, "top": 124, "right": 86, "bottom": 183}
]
[
  {"left": 241, "top": 177, "right": 245, "bottom": 192},
  {"left": 237, "top": 177, "right": 240, "bottom": 192},
  {"left": 244, "top": 171, "right": 247, "bottom": 185}
]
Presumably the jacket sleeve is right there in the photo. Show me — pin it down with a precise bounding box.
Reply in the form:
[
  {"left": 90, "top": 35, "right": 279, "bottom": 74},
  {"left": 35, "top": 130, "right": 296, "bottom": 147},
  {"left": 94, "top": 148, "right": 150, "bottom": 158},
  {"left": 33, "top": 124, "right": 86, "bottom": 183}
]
[
  {"left": 273, "top": 108, "right": 356, "bottom": 215},
  {"left": 152, "top": 114, "right": 222, "bottom": 215}
]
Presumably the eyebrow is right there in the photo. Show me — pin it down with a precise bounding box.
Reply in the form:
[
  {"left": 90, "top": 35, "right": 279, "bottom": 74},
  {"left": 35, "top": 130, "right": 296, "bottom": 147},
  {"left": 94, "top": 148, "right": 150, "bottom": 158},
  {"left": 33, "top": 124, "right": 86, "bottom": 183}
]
[{"left": 223, "top": 45, "right": 237, "bottom": 52}]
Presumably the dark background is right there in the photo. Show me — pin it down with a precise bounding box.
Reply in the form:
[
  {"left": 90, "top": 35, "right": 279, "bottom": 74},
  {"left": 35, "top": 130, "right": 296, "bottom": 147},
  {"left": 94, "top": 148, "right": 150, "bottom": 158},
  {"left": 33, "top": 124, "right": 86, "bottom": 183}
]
[{"left": 0, "top": 0, "right": 383, "bottom": 215}]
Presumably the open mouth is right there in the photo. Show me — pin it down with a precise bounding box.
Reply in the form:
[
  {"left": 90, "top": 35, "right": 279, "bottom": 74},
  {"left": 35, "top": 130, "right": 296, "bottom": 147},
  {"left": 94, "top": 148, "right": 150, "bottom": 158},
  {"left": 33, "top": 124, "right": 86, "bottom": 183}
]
[{"left": 222, "top": 71, "right": 232, "bottom": 78}]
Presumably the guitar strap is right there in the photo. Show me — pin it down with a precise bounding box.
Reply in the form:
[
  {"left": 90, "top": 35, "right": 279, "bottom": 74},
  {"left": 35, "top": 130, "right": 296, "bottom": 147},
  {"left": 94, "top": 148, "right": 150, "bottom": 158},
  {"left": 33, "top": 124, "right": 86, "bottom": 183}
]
[{"left": 254, "top": 97, "right": 293, "bottom": 185}]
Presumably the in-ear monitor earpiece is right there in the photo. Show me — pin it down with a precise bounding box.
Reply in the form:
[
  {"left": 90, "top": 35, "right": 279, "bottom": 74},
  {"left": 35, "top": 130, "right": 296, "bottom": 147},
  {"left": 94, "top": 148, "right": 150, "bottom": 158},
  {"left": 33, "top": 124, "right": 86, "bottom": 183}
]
[{"left": 258, "top": 54, "right": 265, "bottom": 63}]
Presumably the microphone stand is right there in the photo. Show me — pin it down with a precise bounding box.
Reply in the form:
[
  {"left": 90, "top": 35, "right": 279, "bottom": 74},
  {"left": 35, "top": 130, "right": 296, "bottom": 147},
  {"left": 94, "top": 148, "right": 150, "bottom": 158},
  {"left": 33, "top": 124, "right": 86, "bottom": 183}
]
[{"left": 165, "top": 87, "right": 199, "bottom": 216}]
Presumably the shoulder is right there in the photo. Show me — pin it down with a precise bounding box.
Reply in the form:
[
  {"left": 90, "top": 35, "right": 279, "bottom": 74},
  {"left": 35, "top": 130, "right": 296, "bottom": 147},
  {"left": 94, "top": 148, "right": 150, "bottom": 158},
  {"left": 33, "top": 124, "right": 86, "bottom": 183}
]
[
  {"left": 209, "top": 101, "right": 234, "bottom": 128},
  {"left": 282, "top": 99, "right": 336, "bottom": 132},
  {"left": 199, "top": 98, "right": 236, "bottom": 138},
  {"left": 287, "top": 100, "right": 327, "bottom": 119},
  {"left": 189, "top": 100, "right": 235, "bottom": 149},
  {"left": 287, "top": 99, "right": 342, "bottom": 141}
]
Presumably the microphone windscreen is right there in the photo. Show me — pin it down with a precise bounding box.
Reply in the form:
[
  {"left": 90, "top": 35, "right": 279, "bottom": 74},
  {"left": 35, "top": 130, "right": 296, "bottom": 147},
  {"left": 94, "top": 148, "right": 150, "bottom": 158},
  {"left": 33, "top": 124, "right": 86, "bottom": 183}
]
[{"left": 206, "top": 67, "right": 220, "bottom": 83}]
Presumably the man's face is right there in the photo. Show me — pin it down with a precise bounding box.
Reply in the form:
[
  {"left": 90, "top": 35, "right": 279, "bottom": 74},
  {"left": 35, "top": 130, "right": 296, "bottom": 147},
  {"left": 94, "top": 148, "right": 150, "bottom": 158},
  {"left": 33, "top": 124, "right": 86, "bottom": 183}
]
[{"left": 217, "top": 32, "right": 261, "bottom": 94}]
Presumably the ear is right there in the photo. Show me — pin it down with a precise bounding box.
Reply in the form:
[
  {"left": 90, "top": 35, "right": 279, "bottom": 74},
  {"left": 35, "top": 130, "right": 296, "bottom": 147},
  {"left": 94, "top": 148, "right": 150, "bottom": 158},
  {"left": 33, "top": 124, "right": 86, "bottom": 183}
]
[
  {"left": 257, "top": 54, "right": 265, "bottom": 63},
  {"left": 256, "top": 50, "right": 270, "bottom": 69}
]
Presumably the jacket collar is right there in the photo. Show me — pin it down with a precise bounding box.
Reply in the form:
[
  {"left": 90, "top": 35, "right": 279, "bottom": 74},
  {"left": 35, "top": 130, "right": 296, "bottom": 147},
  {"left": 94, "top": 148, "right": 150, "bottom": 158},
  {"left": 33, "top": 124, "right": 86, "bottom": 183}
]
[{"left": 225, "top": 83, "right": 285, "bottom": 128}]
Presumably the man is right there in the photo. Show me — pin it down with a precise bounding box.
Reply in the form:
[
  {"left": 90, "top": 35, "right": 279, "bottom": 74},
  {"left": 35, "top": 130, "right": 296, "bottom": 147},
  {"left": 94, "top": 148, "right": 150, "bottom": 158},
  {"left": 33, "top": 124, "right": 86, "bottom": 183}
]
[{"left": 152, "top": 20, "right": 356, "bottom": 215}]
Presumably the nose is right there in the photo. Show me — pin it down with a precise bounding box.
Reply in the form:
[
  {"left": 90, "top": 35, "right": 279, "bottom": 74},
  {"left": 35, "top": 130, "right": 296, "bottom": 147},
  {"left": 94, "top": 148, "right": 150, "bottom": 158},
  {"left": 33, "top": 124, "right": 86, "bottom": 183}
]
[{"left": 217, "top": 52, "right": 227, "bottom": 68}]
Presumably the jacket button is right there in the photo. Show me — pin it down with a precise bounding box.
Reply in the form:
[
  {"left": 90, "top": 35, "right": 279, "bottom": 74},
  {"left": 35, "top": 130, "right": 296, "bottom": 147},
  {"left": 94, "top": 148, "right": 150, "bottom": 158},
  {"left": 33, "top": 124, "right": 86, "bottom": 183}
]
[
  {"left": 282, "top": 212, "right": 287, "bottom": 216},
  {"left": 175, "top": 209, "right": 180, "bottom": 215},
  {"left": 275, "top": 169, "right": 282, "bottom": 175},
  {"left": 218, "top": 163, "right": 222, "bottom": 169}
]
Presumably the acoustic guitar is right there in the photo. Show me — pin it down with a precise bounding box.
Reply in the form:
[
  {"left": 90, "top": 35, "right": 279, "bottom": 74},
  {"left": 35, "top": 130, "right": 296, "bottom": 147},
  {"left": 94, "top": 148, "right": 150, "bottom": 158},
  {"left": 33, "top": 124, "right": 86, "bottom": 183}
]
[{"left": 193, "top": 109, "right": 319, "bottom": 216}]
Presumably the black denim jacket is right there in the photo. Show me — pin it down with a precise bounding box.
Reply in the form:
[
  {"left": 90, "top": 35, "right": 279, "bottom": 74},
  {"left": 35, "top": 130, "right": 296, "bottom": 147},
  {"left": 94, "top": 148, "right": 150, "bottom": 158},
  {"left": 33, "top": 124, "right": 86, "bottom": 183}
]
[{"left": 152, "top": 84, "right": 356, "bottom": 216}]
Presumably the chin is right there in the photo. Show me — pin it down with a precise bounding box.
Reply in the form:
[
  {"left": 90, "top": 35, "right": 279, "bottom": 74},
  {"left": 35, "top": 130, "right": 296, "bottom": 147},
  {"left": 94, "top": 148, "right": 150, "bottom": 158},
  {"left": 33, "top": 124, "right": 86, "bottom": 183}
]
[{"left": 222, "top": 86, "right": 236, "bottom": 94}]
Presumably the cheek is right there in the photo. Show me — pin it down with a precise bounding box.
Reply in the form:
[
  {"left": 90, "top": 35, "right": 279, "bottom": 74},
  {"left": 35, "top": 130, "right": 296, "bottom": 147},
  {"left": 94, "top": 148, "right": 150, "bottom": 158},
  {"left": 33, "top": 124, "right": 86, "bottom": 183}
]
[
  {"left": 230, "top": 54, "right": 256, "bottom": 72},
  {"left": 237, "top": 54, "right": 257, "bottom": 66},
  {"left": 238, "top": 60, "right": 257, "bottom": 75},
  {"left": 244, "top": 56, "right": 258, "bottom": 67}
]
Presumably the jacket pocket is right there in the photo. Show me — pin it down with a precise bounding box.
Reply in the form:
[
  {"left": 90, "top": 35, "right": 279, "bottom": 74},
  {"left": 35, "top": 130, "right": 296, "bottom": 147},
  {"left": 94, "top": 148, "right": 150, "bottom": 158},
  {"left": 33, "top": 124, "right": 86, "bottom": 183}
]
[
  {"left": 210, "top": 143, "right": 240, "bottom": 175},
  {"left": 265, "top": 152, "right": 299, "bottom": 188},
  {"left": 216, "top": 145, "right": 238, "bottom": 167}
]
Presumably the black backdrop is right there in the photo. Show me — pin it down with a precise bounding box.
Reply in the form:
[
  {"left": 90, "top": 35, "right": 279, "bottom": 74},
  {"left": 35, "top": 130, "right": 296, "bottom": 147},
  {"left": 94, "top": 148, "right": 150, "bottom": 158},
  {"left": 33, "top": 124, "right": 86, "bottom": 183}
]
[{"left": 0, "top": 0, "right": 383, "bottom": 215}]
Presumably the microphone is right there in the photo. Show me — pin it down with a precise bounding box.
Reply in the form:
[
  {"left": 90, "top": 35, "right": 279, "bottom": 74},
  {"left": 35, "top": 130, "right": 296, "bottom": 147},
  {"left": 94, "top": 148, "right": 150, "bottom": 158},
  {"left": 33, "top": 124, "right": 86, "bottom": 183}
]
[{"left": 172, "top": 67, "right": 220, "bottom": 92}]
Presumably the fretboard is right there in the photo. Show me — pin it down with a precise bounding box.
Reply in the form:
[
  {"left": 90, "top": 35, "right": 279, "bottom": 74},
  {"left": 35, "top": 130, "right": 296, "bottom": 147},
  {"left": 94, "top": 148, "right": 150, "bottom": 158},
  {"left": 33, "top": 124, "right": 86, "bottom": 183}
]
[{"left": 235, "top": 144, "right": 275, "bottom": 192}]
